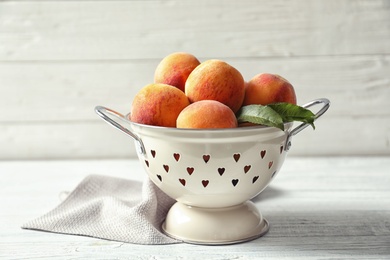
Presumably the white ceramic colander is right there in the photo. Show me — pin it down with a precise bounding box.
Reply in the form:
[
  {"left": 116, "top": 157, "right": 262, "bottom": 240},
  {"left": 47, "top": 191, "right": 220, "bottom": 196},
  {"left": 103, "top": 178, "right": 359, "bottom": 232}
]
[{"left": 95, "top": 98, "right": 330, "bottom": 245}]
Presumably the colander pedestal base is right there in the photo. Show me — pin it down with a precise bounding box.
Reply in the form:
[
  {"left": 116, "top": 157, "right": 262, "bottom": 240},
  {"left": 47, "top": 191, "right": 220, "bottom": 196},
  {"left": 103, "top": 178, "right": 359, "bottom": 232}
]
[{"left": 162, "top": 200, "right": 269, "bottom": 245}]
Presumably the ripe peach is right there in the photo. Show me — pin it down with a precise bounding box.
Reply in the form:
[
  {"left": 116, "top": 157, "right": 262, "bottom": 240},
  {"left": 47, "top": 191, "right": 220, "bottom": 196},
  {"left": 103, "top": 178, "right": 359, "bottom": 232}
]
[
  {"left": 243, "top": 73, "right": 297, "bottom": 106},
  {"left": 176, "top": 100, "right": 238, "bottom": 129},
  {"left": 154, "top": 52, "right": 201, "bottom": 92},
  {"left": 131, "top": 83, "right": 190, "bottom": 127},
  {"left": 185, "top": 59, "right": 245, "bottom": 113}
]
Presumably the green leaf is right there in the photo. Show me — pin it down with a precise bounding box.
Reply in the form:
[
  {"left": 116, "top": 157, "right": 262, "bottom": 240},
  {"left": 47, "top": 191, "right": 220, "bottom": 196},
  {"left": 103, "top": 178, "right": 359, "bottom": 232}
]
[
  {"left": 267, "top": 103, "right": 316, "bottom": 129},
  {"left": 236, "top": 102, "right": 317, "bottom": 131},
  {"left": 236, "top": 105, "right": 285, "bottom": 130}
]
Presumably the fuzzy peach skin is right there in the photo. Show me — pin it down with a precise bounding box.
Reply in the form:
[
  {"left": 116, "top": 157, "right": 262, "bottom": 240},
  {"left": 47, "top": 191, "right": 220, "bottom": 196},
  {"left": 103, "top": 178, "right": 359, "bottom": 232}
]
[
  {"left": 154, "top": 52, "right": 201, "bottom": 92},
  {"left": 185, "top": 59, "right": 245, "bottom": 113},
  {"left": 131, "top": 83, "right": 190, "bottom": 127},
  {"left": 176, "top": 100, "right": 238, "bottom": 129},
  {"left": 243, "top": 73, "right": 297, "bottom": 106}
]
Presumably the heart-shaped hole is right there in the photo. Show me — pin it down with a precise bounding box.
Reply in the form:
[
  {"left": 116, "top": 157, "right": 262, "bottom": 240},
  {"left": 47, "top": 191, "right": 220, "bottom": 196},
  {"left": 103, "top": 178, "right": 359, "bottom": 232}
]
[
  {"left": 260, "top": 150, "right": 266, "bottom": 159},
  {"left": 203, "top": 155, "right": 210, "bottom": 163},
  {"left": 252, "top": 176, "right": 259, "bottom": 183},
  {"left": 157, "top": 174, "right": 162, "bottom": 182},
  {"left": 145, "top": 160, "right": 149, "bottom": 167},
  {"left": 233, "top": 153, "right": 240, "bottom": 162},
  {"left": 218, "top": 168, "right": 225, "bottom": 176},
  {"left": 173, "top": 153, "right": 180, "bottom": 161},
  {"left": 232, "top": 179, "right": 239, "bottom": 187},
  {"left": 268, "top": 161, "right": 273, "bottom": 169},
  {"left": 244, "top": 165, "right": 251, "bottom": 173},
  {"left": 163, "top": 164, "right": 169, "bottom": 173},
  {"left": 187, "top": 167, "right": 194, "bottom": 175},
  {"left": 280, "top": 146, "right": 284, "bottom": 154},
  {"left": 179, "top": 179, "right": 186, "bottom": 186},
  {"left": 151, "top": 150, "right": 156, "bottom": 158},
  {"left": 202, "top": 180, "right": 209, "bottom": 187}
]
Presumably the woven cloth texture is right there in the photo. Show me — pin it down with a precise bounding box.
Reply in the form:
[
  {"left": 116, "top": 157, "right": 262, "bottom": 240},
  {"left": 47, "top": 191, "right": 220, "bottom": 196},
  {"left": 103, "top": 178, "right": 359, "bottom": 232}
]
[{"left": 22, "top": 174, "right": 180, "bottom": 244}]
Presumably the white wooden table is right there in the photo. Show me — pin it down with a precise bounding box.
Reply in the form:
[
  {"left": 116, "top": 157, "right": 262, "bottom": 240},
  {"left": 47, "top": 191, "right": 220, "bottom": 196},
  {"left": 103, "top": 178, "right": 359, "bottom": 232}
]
[{"left": 1, "top": 157, "right": 389, "bottom": 259}]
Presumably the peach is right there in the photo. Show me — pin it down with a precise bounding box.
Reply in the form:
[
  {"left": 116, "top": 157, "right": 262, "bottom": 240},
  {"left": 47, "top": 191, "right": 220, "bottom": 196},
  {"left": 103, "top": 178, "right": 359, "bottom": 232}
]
[
  {"left": 243, "top": 73, "right": 297, "bottom": 106},
  {"left": 131, "top": 83, "right": 190, "bottom": 127},
  {"left": 176, "top": 100, "right": 238, "bottom": 129},
  {"left": 185, "top": 59, "right": 245, "bottom": 113},
  {"left": 154, "top": 52, "right": 201, "bottom": 92}
]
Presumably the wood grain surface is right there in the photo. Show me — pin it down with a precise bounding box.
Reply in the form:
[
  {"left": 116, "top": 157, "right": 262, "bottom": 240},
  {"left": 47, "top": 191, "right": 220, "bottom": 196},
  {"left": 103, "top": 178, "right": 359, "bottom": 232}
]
[
  {"left": 1, "top": 157, "right": 389, "bottom": 259},
  {"left": 1, "top": 0, "right": 389, "bottom": 159}
]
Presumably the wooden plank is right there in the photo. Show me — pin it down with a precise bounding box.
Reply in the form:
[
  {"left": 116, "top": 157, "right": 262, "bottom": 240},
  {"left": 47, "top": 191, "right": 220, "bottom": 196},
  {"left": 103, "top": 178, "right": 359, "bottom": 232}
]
[
  {"left": 0, "top": 116, "right": 389, "bottom": 159},
  {"left": 1, "top": 55, "right": 389, "bottom": 122},
  {"left": 0, "top": 121, "right": 138, "bottom": 160},
  {"left": 0, "top": 60, "right": 154, "bottom": 122},
  {"left": 1, "top": 0, "right": 389, "bottom": 61}
]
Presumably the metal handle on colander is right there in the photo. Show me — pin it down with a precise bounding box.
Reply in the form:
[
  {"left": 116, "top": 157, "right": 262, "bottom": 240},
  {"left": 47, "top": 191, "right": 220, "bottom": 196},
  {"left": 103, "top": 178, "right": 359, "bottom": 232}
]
[
  {"left": 284, "top": 98, "right": 330, "bottom": 151},
  {"left": 94, "top": 106, "right": 145, "bottom": 154}
]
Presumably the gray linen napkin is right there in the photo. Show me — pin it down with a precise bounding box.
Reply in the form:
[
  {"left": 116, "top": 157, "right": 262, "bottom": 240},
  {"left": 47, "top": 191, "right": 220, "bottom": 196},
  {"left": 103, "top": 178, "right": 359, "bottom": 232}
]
[{"left": 22, "top": 174, "right": 181, "bottom": 244}]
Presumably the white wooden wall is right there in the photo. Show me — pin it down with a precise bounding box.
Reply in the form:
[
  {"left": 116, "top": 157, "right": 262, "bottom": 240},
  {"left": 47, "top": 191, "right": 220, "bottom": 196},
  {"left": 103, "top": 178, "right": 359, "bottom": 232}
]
[{"left": 1, "top": 0, "right": 389, "bottom": 160}]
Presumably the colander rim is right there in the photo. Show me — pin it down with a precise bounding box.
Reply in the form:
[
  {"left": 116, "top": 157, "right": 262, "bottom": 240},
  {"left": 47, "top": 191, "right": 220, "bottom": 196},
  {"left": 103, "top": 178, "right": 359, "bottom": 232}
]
[{"left": 125, "top": 113, "right": 293, "bottom": 133}]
